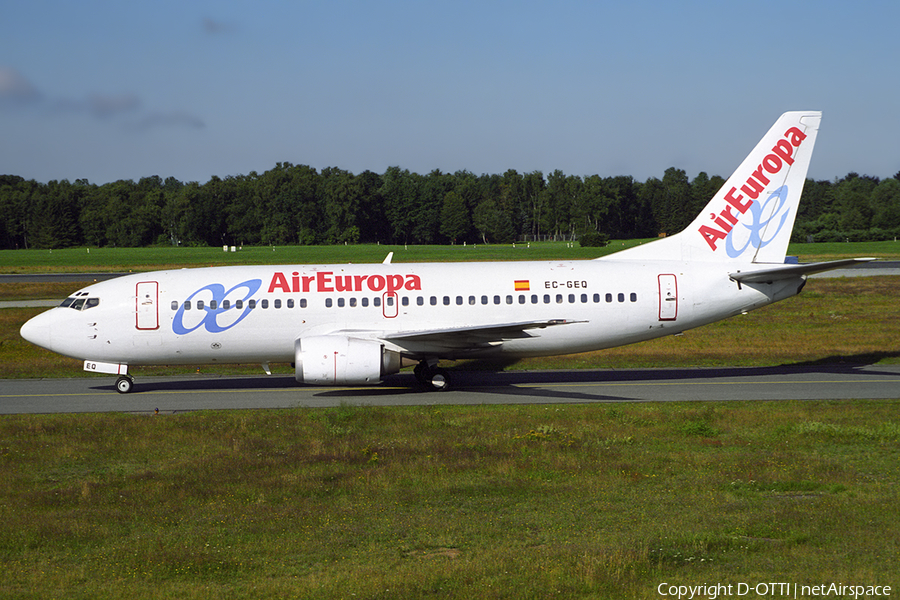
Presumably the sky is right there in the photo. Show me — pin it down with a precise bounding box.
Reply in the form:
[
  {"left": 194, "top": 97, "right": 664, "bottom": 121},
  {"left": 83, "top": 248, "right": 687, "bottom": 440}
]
[{"left": 1, "top": 0, "right": 899, "bottom": 185}]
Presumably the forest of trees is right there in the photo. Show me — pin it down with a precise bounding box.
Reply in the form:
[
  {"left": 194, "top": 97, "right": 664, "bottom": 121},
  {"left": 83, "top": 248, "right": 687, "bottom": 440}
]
[{"left": 2, "top": 164, "right": 899, "bottom": 250}]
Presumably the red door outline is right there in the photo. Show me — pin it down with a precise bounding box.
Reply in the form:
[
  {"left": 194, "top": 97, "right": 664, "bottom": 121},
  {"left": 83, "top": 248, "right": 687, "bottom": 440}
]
[
  {"left": 658, "top": 274, "right": 678, "bottom": 321},
  {"left": 382, "top": 292, "right": 398, "bottom": 318},
  {"left": 136, "top": 281, "right": 159, "bottom": 330}
]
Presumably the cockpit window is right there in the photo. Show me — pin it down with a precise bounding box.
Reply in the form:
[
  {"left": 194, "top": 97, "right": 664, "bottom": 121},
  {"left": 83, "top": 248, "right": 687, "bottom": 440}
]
[{"left": 61, "top": 297, "right": 100, "bottom": 310}]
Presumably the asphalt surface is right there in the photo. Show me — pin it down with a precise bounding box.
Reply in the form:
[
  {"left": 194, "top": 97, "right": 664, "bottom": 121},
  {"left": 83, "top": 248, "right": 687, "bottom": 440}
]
[{"left": 2, "top": 364, "right": 898, "bottom": 414}]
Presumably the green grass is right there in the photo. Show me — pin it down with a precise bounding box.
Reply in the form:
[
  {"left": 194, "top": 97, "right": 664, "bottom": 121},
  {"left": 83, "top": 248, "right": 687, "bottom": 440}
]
[
  {"left": 787, "top": 240, "right": 900, "bottom": 262},
  {"left": 1, "top": 400, "right": 897, "bottom": 598},
  {"left": 0, "top": 242, "right": 620, "bottom": 273},
  {"left": 2, "top": 239, "right": 899, "bottom": 273}
]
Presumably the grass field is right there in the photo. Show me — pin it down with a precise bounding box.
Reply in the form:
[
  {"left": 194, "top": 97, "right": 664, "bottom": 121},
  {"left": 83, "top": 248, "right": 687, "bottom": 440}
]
[
  {"left": 0, "top": 400, "right": 897, "bottom": 599},
  {"left": 2, "top": 239, "right": 899, "bottom": 273}
]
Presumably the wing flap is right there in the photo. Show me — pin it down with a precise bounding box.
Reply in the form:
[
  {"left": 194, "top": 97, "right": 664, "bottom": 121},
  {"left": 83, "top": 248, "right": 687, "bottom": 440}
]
[{"left": 382, "top": 319, "right": 584, "bottom": 349}]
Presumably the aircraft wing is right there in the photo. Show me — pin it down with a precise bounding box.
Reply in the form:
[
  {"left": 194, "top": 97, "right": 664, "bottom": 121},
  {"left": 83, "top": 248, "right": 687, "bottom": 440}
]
[
  {"left": 729, "top": 258, "right": 876, "bottom": 283},
  {"left": 381, "top": 319, "right": 584, "bottom": 350}
]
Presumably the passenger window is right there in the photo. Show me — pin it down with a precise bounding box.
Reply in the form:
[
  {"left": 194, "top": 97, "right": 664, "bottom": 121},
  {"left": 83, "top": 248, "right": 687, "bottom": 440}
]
[
  {"left": 568, "top": 294, "right": 575, "bottom": 303},
  {"left": 261, "top": 299, "right": 269, "bottom": 309},
  {"left": 210, "top": 300, "right": 217, "bottom": 310},
  {"left": 197, "top": 300, "right": 205, "bottom": 310},
  {"left": 430, "top": 296, "right": 437, "bottom": 306},
  {"left": 468, "top": 296, "right": 476, "bottom": 305},
  {"left": 185, "top": 300, "right": 193, "bottom": 310},
  {"left": 300, "top": 299, "right": 307, "bottom": 308},
  {"left": 386, "top": 296, "right": 394, "bottom": 306},
  {"left": 493, "top": 295, "right": 501, "bottom": 305},
  {"left": 618, "top": 293, "right": 625, "bottom": 303},
  {"left": 325, "top": 298, "right": 332, "bottom": 308},
  {"left": 417, "top": 296, "right": 424, "bottom": 306},
  {"left": 593, "top": 293, "right": 600, "bottom": 303},
  {"left": 349, "top": 298, "right": 357, "bottom": 307},
  {"left": 506, "top": 295, "right": 513, "bottom": 304},
  {"left": 402, "top": 297, "right": 409, "bottom": 306},
  {"left": 518, "top": 295, "right": 526, "bottom": 304},
  {"left": 248, "top": 300, "right": 256, "bottom": 309},
  {"left": 556, "top": 294, "right": 563, "bottom": 304},
  {"left": 544, "top": 294, "right": 550, "bottom": 304},
  {"left": 605, "top": 294, "right": 612, "bottom": 303},
  {"left": 236, "top": 299, "right": 243, "bottom": 309},
  {"left": 455, "top": 296, "right": 462, "bottom": 305},
  {"left": 374, "top": 297, "right": 381, "bottom": 307},
  {"left": 443, "top": 296, "right": 450, "bottom": 306},
  {"left": 287, "top": 299, "right": 295, "bottom": 308},
  {"left": 362, "top": 297, "right": 369, "bottom": 307},
  {"left": 481, "top": 295, "right": 488, "bottom": 305},
  {"left": 581, "top": 294, "right": 588, "bottom": 303},
  {"left": 531, "top": 295, "right": 538, "bottom": 304},
  {"left": 171, "top": 301, "right": 178, "bottom": 311},
  {"left": 337, "top": 298, "right": 344, "bottom": 307},
  {"left": 630, "top": 293, "right": 637, "bottom": 302}
]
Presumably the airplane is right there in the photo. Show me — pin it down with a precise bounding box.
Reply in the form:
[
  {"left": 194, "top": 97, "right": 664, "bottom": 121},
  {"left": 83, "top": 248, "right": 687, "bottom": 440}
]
[{"left": 20, "top": 111, "right": 873, "bottom": 393}]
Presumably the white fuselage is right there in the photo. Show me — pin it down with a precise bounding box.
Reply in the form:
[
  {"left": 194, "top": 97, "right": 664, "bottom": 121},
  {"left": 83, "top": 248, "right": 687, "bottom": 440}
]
[{"left": 22, "top": 258, "right": 804, "bottom": 367}]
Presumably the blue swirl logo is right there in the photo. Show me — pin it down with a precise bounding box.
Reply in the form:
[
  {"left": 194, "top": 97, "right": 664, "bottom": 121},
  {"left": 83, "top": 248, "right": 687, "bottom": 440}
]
[
  {"left": 172, "top": 279, "right": 261, "bottom": 335},
  {"left": 725, "top": 185, "right": 790, "bottom": 258}
]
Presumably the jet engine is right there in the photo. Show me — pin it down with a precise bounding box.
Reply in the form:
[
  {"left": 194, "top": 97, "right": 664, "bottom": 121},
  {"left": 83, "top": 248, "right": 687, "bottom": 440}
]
[{"left": 295, "top": 335, "right": 402, "bottom": 385}]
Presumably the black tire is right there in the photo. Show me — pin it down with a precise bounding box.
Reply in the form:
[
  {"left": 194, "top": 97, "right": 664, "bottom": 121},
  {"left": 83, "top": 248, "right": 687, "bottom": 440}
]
[
  {"left": 413, "top": 362, "right": 430, "bottom": 385},
  {"left": 115, "top": 376, "right": 134, "bottom": 394}
]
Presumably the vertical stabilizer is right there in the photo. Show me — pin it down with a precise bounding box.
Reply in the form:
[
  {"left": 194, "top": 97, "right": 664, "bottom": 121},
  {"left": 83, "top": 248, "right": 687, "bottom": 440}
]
[{"left": 612, "top": 111, "right": 821, "bottom": 264}]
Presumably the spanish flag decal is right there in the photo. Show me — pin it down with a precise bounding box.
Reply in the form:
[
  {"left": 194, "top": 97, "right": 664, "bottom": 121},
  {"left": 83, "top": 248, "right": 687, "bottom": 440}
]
[{"left": 514, "top": 280, "right": 530, "bottom": 291}]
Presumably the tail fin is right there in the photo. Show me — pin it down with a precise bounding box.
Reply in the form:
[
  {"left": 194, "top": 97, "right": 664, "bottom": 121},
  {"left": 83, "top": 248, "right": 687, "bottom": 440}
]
[{"left": 613, "top": 111, "right": 821, "bottom": 264}]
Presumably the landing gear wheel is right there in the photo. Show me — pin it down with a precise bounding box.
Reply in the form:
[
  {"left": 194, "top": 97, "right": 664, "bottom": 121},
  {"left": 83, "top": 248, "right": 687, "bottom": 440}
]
[
  {"left": 428, "top": 367, "right": 451, "bottom": 391},
  {"left": 115, "top": 375, "right": 134, "bottom": 394},
  {"left": 413, "top": 361, "right": 452, "bottom": 391}
]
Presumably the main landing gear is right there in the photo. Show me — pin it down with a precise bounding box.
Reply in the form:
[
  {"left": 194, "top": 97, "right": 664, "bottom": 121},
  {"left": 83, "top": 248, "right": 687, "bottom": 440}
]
[
  {"left": 115, "top": 375, "right": 135, "bottom": 394},
  {"left": 413, "top": 360, "right": 452, "bottom": 391}
]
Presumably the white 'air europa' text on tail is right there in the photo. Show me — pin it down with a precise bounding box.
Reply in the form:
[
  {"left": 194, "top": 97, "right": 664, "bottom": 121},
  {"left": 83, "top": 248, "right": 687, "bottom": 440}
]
[{"left": 614, "top": 111, "right": 822, "bottom": 264}]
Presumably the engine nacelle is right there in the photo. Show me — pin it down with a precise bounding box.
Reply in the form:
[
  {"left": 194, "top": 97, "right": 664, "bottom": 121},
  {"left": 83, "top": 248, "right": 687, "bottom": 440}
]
[{"left": 295, "top": 335, "right": 401, "bottom": 385}]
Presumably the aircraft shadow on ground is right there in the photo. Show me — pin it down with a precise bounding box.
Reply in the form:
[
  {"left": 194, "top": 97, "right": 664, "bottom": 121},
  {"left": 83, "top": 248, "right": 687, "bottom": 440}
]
[{"left": 90, "top": 352, "right": 900, "bottom": 404}]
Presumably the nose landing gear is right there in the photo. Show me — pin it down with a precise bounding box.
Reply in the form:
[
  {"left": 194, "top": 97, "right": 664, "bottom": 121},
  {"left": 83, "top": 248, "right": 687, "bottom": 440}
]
[{"left": 115, "top": 375, "right": 134, "bottom": 394}]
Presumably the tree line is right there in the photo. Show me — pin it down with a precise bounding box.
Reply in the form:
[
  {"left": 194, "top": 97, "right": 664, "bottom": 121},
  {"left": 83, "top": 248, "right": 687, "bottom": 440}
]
[{"left": 2, "top": 165, "right": 899, "bottom": 250}]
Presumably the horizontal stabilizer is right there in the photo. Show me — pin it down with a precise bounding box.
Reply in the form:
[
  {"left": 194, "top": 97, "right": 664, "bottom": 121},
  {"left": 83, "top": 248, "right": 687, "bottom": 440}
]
[{"left": 729, "top": 258, "right": 876, "bottom": 283}]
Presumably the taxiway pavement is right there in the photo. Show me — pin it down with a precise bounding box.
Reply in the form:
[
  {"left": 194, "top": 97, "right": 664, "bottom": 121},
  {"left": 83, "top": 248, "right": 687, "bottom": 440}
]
[{"left": 2, "top": 364, "right": 898, "bottom": 414}]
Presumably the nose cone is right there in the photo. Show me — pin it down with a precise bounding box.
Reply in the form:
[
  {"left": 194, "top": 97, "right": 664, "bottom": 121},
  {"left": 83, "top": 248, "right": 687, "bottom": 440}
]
[{"left": 20, "top": 311, "right": 54, "bottom": 350}]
